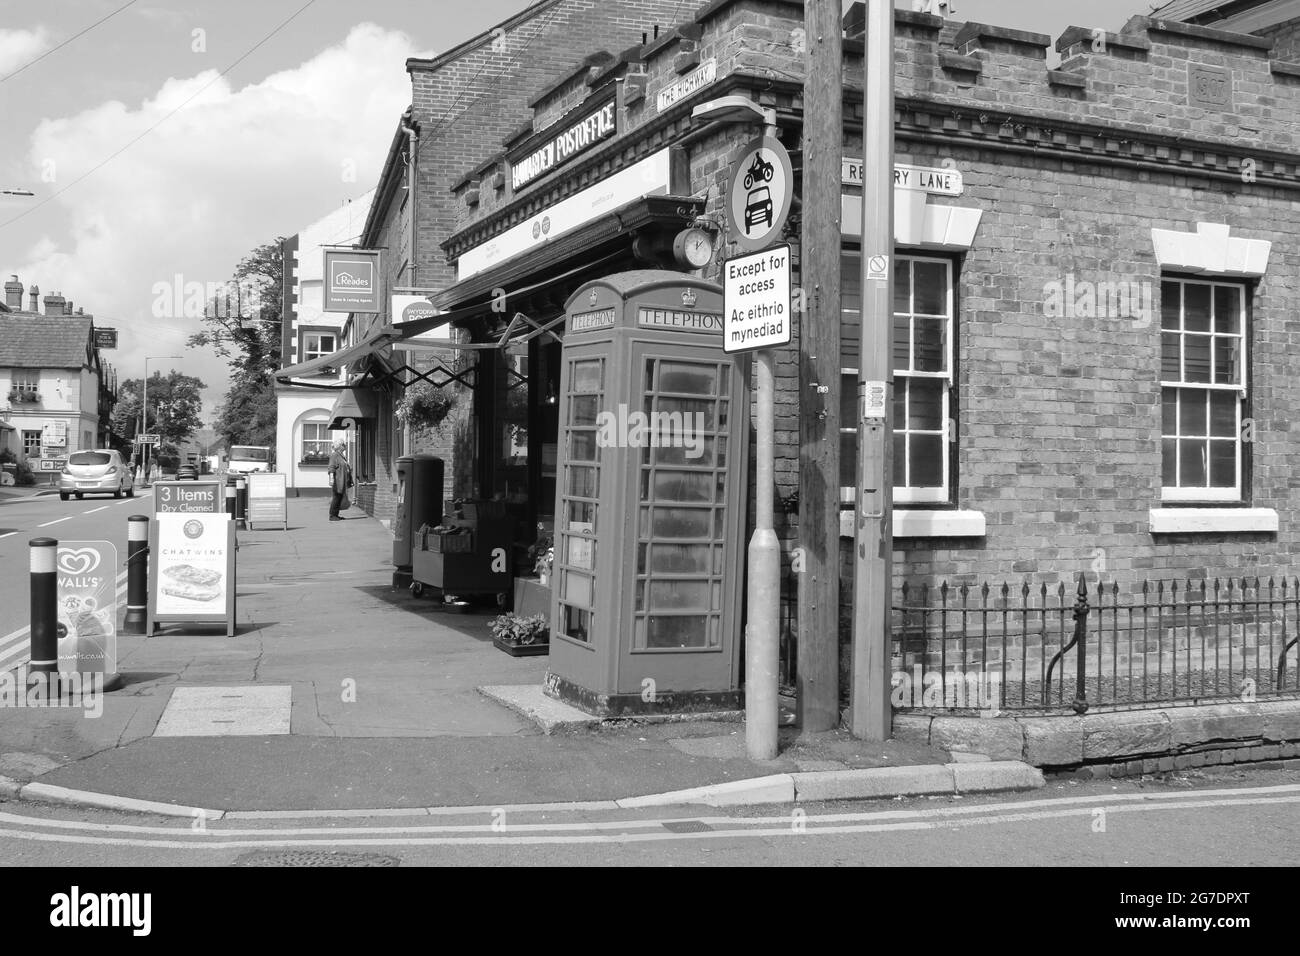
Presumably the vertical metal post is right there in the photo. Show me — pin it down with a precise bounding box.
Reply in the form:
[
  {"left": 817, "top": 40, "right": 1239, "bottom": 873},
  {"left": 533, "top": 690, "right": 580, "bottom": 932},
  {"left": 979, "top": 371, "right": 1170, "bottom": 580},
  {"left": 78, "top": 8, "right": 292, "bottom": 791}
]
[
  {"left": 236, "top": 476, "right": 247, "bottom": 528},
  {"left": 226, "top": 480, "right": 237, "bottom": 519},
  {"left": 123, "top": 515, "right": 149, "bottom": 635},
  {"left": 746, "top": 350, "right": 780, "bottom": 760},
  {"left": 1073, "top": 575, "right": 1090, "bottom": 715},
  {"left": 797, "top": 0, "right": 844, "bottom": 733},
  {"left": 851, "top": 0, "right": 895, "bottom": 741},
  {"left": 29, "top": 537, "right": 58, "bottom": 677}
]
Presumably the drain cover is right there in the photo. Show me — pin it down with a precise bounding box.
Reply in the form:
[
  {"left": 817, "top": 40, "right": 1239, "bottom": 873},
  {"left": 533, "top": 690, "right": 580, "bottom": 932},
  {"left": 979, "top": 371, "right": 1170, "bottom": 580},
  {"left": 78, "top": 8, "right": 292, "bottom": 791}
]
[
  {"left": 234, "top": 850, "right": 399, "bottom": 867},
  {"left": 661, "top": 820, "right": 713, "bottom": 834}
]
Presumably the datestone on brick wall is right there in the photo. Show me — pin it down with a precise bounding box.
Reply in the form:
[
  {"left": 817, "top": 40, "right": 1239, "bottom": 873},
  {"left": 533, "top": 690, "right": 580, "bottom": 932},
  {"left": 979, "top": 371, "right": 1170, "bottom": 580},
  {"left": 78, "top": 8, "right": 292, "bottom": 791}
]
[
  {"left": 1166, "top": 702, "right": 1265, "bottom": 748},
  {"left": 1018, "top": 715, "right": 1084, "bottom": 766},
  {"left": 930, "top": 715, "right": 1025, "bottom": 760},
  {"left": 1082, "top": 710, "right": 1172, "bottom": 760}
]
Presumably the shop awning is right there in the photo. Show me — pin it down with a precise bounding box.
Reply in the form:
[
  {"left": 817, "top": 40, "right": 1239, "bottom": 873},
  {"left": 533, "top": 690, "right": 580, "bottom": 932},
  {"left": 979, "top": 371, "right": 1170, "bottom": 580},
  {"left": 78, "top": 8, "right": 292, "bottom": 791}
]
[
  {"left": 275, "top": 327, "right": 394, "bottom": 387},
  {"left": 327, "top": 388, "right": 378, "bottom": 430}
]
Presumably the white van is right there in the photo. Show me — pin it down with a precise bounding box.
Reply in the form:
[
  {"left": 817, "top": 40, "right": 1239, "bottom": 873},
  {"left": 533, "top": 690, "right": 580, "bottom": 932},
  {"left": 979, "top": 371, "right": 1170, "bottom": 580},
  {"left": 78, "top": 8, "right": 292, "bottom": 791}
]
[{"left": 227, "top": 445, "right": 272, "bottom": 475}]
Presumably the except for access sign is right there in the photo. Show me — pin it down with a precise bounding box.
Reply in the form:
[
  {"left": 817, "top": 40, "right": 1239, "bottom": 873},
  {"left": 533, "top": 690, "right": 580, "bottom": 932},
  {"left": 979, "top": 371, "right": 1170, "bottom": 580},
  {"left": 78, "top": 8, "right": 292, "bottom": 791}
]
[{"left": 722, "top": 244, "right": 792, "bottom": 353}]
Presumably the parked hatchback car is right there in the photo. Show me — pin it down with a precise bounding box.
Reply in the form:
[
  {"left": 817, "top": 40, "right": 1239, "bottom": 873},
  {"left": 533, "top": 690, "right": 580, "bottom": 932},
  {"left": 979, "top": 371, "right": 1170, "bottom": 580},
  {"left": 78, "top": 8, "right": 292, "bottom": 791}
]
[{"left": 59, "top": 450, "right": 134, "bottom": 500}]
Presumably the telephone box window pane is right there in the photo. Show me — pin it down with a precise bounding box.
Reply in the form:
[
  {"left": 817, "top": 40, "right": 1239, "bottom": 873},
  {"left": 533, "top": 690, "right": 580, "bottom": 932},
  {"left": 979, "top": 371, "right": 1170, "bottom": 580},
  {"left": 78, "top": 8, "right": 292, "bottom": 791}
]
[
  {"left": 659, "top": 362, "right": 715, "bottom": 394},
  {"left": 572, "top": 360, "right": 603, "bottom": 393},
  {"left": 892, "top": 314, "right": 910, "bottom": 369},
  {"left": 719, "top": 366, "right": 730, "bottom": 393},
  {"left": 562, "top": 605, "right": 591, "bottom": 643},
  {"left": 566, "top": 536, "right": 595, "bottom": 570},
  {"left": 567, "top": 499, "right": 596, "bottom": 528},
  {"left": 717, "top": 400, "right": 729, "bottom": 430},
  {"left": 647, "top": 615, "right": 707, "bottom": 648},
  {"left": 658, "top": 397, "right": 715, "bottom": 430},
  {"left": 649, "top": 580, "right": 710, "bottom": 610},
  {"left": 1183, "top": 284, "right": 1211, "bottom": 332},
  {"left": 572, "top": 395, "right": 600, "bottom": 425},
  {"left": 567, "top": 466, "right": 598, "bottom": 498},
  {"left": 569, "top": 431, "right": 598, "bottom": 462},
  {"left": 1161, "top": 389, "right": 1177, "bottom": 434},
  {"left": 654, "top": 471, "right": 713, "bottom": 502},
  {"left": 564, "top": 572, "right": 592, "bottom": 607},
  {"left": 650, "top": 544, "right": 711, "bottom": 573},
  {"left": 653, "top": 508, "right": 711, "bottom": 538},
  {"left": 658, "top": 439, "right": 716, "bottom": 466}
]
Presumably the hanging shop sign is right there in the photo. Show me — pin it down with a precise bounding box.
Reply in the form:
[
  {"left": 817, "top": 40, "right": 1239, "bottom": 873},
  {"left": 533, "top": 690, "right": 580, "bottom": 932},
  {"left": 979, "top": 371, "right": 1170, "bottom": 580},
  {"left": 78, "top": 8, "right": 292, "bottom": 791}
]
[
  {"left": 725, "top": 137, "right": 794, "bottom": 253},
  {"left": 459, "top": 148, "right": 675, "bottom": 281},
  {"left": 392, "top": 294, "right": 449, "bottom": 344},
  {"left": 510, "top": 99, "right": 617, "bottom": 192},
  {"left": 656, "top": 58, "right": 717, "bottom": 112},
  {"left": 841, "top": 159, "right": 964, "bottom": 196},
  {"left": 723, "top": 244, "right": 792, "bottom": 353},
  {"left": 148, "top": 512, "right": 237, "bottom": 636},
  {"left": 93, "top": 328, "right": 118, "bottom": 349},
  {"left": 55, "top": 540, "right": 117, "bottom": 674},
  {"left": 323, "top": 248, "right": 382, "bottom": 313}
]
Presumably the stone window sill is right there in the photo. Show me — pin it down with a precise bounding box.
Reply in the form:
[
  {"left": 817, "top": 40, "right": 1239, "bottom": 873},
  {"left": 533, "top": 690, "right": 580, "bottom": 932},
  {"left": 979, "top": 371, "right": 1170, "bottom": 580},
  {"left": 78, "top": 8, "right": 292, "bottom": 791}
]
[
  {"left": 1149, "top": 507, "right": 1278, "bottom": 534},
  {"left": 840, "top": 509, "right": 986, "bottom": 538}
]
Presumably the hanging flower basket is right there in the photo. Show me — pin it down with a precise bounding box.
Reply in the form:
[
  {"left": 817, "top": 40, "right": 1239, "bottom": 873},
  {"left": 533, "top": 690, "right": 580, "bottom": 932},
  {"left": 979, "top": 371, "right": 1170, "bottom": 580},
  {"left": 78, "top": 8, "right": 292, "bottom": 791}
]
[{"left": 395, "top": 382, "right": 455, "bottom": 433}]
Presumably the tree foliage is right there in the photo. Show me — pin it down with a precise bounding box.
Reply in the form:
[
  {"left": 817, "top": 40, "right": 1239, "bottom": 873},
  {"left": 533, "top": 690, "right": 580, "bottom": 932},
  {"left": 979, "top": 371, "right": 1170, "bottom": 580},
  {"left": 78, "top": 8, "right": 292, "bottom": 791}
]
[
  {"left": 111, "top": 371, "right": 207, "bottom": 455},
  {"left": 188, "top": 238, "right": 285, "bottom": 448}
]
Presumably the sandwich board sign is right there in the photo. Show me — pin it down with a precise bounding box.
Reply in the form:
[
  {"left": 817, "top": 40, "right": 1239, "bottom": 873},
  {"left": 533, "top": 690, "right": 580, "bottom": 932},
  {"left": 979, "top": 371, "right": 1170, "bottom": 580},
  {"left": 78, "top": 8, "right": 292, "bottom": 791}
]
[
  {"left": 153, "top": 480, "right": 223, "bottom": 514},
  {"left": 245, "top": 472, "right": 288, "bottom": 530},
  {"left": 147, "top": 513, "right": 237, "bottom": 636},
  {"left": 54, "top": 540, "right": 118, "bottom": 674}
]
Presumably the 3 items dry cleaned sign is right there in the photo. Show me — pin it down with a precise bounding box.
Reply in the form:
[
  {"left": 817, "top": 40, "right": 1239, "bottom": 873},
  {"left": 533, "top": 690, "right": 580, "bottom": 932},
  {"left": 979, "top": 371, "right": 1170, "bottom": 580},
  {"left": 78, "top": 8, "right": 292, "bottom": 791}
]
[
  {"left": 323, "top": 249, "right": 382, "bottom": 312},
  {"left": 723, "top": 244, "right": 791, "bottom": 353}
]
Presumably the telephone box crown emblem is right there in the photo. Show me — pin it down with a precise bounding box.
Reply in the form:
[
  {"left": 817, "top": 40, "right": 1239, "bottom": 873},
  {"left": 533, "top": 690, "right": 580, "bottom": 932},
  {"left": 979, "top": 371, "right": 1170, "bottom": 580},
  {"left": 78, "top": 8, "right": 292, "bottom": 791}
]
[
  {"left": 588, "top": 289, "right": 599, "bottom": 306},
  {"left": 681, "top": 289, "right": 697, "bottom": 308}
]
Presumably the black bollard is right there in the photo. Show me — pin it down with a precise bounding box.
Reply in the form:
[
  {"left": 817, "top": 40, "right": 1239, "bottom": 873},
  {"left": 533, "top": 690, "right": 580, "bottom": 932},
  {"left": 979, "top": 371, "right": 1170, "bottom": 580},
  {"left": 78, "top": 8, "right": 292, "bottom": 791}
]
[
  {"left": 123, "top": 515, "right": 149, "bottom": 635},
  {"left": 29, "top": 537, "right": 58, "bottom": 677},
  {"left": 226, "top": 480, "right": 237, "bottom": 519},
  {"left": 235, "top": 476, "right": 247, "bottom": 528}
]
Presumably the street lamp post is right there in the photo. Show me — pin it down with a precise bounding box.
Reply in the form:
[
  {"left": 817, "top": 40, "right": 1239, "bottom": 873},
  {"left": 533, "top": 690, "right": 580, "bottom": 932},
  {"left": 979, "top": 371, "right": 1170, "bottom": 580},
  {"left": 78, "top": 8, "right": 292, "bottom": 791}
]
[{"left": 142, "top": 356, "right": 181, "bottom": 486}]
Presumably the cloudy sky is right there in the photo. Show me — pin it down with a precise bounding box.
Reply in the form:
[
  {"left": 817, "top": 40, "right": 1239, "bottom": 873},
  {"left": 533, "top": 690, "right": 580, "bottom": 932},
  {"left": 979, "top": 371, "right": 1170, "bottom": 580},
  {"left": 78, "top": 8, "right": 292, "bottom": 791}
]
[{"left": 0, "top": 0, "right": 1151, "bottom": 422}]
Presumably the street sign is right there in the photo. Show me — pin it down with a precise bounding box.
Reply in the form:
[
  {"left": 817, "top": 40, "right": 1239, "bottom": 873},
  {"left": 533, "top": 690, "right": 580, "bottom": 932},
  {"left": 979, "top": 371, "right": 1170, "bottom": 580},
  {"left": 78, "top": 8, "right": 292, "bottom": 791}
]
[
  {"left": 841, "top": 159, "right": 965, "bottom": 196},
  {"left": 93, "top": 328, "right": 118, "bottom": 349},
  {"left": 136, "top": 434, "right": 160, "bottom": 445},
  {"left": 54, "top": 540, "right": 118, "bottom": 674},
  {"left": 153, "top": 480, "right": 223, "bottom": 514},
  {"left": 725, "top": 136, "right": 794, "bottom": 253},
  {"left": 722, "top": 244, "right": 792, "bottom": 353},
  {"left": 38, "top": 458, "right": 66, "bottom": 472}
]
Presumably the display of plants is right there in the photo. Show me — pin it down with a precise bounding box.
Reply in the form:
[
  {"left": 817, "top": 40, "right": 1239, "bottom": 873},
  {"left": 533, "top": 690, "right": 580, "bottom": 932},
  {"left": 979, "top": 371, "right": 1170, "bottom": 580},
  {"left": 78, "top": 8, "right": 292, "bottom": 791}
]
[
  {"left": 394, "top": 382, "right": 455, "bottom": 433},
  {"left": 489, "top": 612, "right": 549, "bottom": 646}
]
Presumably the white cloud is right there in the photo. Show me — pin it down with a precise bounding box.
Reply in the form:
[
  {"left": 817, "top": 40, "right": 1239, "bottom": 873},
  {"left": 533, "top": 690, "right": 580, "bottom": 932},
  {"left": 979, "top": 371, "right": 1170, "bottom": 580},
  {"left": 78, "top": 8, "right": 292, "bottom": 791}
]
[
  {"left": 0, "top": 26, "right": 53, "bottom": 78},
  {"left": 6, "top": 23, "right": 420, "bottom": 420}
]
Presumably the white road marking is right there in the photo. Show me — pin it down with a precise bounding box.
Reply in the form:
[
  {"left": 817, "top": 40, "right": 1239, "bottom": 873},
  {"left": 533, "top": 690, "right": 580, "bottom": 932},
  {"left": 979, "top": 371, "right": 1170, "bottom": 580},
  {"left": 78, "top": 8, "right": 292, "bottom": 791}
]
[
  {"left": 0, "top": 532, "right": 14, "bottom": 540},
  {"left": 36, "top": 516, "right": 72, "bottom": 527},
  {"left": 0, "top": 793, "right": 1297, "bottom": 850},
  {"left": 82, "top": 506, "right": 108, "bottom": 514}
]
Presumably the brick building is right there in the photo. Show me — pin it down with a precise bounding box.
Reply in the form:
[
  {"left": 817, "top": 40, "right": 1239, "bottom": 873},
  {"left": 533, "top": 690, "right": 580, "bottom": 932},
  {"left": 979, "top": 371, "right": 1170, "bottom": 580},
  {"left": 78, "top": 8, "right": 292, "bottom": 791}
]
[{"left": 282, "top": 0, "right": 1300, "bottom": 706}]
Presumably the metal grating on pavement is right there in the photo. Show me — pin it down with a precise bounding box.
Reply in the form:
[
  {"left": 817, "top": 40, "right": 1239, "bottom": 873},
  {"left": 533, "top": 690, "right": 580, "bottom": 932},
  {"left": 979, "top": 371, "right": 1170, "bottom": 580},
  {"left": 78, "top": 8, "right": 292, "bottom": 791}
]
[
  {"left": 233, "top": 850, "right": 399, "bottom": 867},
  {"left": 661, "top": 819, "right": 714, "bottom": 833}
]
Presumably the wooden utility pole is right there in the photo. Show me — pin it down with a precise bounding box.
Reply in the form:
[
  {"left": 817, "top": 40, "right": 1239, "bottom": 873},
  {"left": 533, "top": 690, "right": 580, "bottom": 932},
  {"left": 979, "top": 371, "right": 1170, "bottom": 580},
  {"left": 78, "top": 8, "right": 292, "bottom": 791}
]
[
  {"left": 797, "top": 0, "right": 844, "bottom": 733},
  {"left": 851, "top": 0, "right": 895, "bottom": 741}
]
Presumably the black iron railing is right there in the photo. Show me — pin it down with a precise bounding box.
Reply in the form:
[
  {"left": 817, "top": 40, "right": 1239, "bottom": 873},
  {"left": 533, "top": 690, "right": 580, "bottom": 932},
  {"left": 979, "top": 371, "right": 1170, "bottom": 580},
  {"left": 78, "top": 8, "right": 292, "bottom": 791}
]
[{"left": 892, "top": 576, "right": 1300, "bottom": 712}]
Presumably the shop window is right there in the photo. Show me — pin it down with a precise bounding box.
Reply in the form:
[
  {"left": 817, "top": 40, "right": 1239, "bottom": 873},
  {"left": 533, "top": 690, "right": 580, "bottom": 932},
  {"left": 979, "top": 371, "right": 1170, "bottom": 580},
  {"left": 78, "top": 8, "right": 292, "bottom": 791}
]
[
  {"left": 1160, "top": 278, "right": 1246, "bottom": 502},
  {"left": 301, "top": 421, "right": 331, "bottom": 463},
  {"left": 21, "top": 430, "right": 41, "bottom": 458},
  {"left": 840, "top": 253, "right": 954, "bottom": 504},
  {"left": 299, "top": 329, "right": 337, "bottom": 371}
]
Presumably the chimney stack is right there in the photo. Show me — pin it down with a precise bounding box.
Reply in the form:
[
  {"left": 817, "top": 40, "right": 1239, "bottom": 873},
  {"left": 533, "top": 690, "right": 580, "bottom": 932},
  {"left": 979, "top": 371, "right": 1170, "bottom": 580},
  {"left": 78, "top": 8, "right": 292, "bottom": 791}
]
[
  {"left": 4, "top": 275, "right": 21, "bottom": 310},
  {"left": 28, "top": 284, "right": 39, "bottom": 312},
  {"left": 63, "top": 299, "right": 73, "bottom": 315},
  {"left": 43, "top": 291, "right": 65, "bottom": 315}
]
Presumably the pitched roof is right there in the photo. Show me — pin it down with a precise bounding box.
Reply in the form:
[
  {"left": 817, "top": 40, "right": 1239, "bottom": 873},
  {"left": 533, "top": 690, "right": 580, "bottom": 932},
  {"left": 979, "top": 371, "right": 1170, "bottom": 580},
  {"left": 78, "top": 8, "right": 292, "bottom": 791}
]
[{"left": 0, "top": 314, "right": 94, "bottom": 369}]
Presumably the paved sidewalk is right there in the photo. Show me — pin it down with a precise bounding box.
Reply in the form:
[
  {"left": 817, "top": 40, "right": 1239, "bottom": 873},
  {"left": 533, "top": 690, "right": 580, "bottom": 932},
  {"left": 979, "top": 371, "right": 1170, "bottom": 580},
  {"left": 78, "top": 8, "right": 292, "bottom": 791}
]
[{"left": 0, "top": 498, "right": 964, "bottom": 811}]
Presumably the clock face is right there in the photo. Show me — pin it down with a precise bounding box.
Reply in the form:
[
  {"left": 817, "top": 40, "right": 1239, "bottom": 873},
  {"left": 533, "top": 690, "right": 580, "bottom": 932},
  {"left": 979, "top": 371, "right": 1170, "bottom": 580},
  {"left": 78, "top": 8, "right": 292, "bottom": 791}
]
[{"left": 677, "top": 228, "right": 713, "bottom": 268}]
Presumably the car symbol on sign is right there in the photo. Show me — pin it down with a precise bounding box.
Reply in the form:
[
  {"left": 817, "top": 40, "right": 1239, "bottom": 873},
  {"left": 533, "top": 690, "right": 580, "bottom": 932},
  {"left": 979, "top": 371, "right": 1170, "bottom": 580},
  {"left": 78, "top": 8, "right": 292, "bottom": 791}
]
[{"left": 744, "top": 186, "right": 773, "bottom": 234}]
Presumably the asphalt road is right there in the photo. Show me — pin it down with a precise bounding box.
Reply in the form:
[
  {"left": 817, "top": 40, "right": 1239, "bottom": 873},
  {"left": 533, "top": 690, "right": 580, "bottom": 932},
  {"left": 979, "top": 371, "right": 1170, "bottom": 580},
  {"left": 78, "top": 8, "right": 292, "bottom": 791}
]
[
  {"left": 1, "top": 764, "right": 1297, "bottom": 868},
  {"left": 0, "top": 486, "right": 153, "bottom": 665}
]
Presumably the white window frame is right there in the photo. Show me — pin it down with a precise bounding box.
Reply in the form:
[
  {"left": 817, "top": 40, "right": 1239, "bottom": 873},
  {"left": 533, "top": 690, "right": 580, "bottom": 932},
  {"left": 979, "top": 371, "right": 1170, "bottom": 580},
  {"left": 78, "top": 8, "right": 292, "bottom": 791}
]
[
  {"left": 301, "top": 420, "right": 331, "bottom": 462},
  {"left": 12, "top": 369, "right": 39, "bottom": 395},
  {"left": 841, "top": 253, "right": 954, "bottom": 505},
  {"left": 302, "top": 331, "right": 337, "bottom": 364},
  {"left": 1159, "top": 278, "right": 1246, "bottom": 503},
  {"left": 21, "top": 430, "right": 41, "bottom": 457}
]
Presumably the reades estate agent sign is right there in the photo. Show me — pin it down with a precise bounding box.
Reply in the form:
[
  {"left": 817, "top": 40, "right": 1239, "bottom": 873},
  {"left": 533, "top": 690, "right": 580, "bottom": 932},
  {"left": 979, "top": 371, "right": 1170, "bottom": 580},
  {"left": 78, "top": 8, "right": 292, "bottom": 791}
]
[
  {"left": 323, "top": 248, "right": 382, "bottom": 313},
  {"left": 511, "top": 100, "right": 616, "bottom": 191}
]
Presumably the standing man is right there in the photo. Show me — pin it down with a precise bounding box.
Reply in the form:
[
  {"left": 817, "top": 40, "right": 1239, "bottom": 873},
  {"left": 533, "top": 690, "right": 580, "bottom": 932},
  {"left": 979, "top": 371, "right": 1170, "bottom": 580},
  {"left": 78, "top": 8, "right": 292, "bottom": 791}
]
[{"left": 327, "top": 438, "right": 353, "bottom": 521}]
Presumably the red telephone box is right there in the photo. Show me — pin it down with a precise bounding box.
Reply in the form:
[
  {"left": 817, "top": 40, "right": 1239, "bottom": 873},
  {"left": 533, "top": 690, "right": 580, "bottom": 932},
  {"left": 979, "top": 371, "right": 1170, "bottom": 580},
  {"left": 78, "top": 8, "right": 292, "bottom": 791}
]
[{"left": 544, "top": 271, "right": 750, "bottom": 715}]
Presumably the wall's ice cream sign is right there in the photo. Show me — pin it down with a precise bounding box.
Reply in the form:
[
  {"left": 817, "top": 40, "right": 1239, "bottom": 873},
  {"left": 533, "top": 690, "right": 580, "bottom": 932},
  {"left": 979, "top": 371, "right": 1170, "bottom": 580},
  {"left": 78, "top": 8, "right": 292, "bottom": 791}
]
[
  {"left": 511, "top": 100, "right": 616, "bottom": 191},
  {"left": 323, "top": 249, "right": 382, "bottom": 312}
]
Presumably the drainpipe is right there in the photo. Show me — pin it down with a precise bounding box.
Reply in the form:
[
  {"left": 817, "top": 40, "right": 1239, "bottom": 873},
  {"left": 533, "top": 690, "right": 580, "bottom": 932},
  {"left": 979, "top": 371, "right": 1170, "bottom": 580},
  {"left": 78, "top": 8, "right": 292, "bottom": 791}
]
[{"left": 400, "top": 113, "right": 418, "bottom": 459}]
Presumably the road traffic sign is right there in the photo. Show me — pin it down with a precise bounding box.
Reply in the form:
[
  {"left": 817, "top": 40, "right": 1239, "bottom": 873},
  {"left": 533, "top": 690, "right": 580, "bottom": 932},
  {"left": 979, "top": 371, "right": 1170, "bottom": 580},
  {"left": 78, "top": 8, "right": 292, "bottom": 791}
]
[
  {"left": 725, "top": 136, "right": 793, "bottom": 253},
  {"left": 723, "top": 244, "right": 792, "bottom": 353},
  {"left": 136, "top": 434, "right": 160, "bottom": 445}
]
